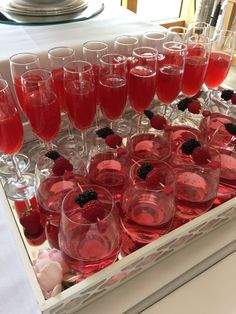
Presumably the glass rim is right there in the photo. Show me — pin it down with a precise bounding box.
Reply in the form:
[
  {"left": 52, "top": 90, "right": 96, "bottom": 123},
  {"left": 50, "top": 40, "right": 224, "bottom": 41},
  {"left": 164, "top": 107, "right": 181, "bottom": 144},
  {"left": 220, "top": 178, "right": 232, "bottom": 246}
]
[
  {"left": 168, "top": 26, "right": 187, "bottom": 33},
  {"left": 48, "top": 46, "right": 75, "bottom": 59},
  {"left": 21, "top": 67, "right": 52, "bottom": 83},
  {"left": 100, "top": 53, "right": 127, "bottom": 65},
  {"left": 132, "top": 46, "right": 158, "bottom": 57},
  {"left": 143, "top": 30, "right": 167, "bottom": 40},
  {"left": 83, "top": 40, "right": 108, "bottom": 51},
  {"left": 9, "top": 52, "right": 39, "bottom": 66},
  {"left": 114, "top": 34, "right": 139, "bottom": 45},
  {"left": 63, "top": 60, "right": 93, "bottom": 74},
  {"left": 163, "top": 41, "right": 187, "bottom": 52},
  {"left": 61, "top": 184, "right": 115, "bottom": 225}
]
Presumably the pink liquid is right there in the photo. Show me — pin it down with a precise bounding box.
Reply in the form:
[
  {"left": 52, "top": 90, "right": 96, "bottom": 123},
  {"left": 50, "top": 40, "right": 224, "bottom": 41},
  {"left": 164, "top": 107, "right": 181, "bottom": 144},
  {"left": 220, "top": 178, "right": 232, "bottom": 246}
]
[
  {"left": 121, "top": 189, "right": 174, "bottom": 243},
  {"left": 59, "top": 210, "right": 120, "bottom": 275},
  {"left": 219, "top": 149, "right": 236, "bottom": 188},
  {"left": 128, "top": 133, "right": 171, "bottom": 162},
  {"left": 99, "top": 75, "right": 127, "bottom": 120},
  {"left": 65, "top": 80, "right": 96, "bottom": 130},
  {"left": 24, "top": 90, "right": 60, "bottom": 142},
  {"left": 205, "top": 52, "right": 232, "bottom": 89},
  {"left": 182, "top": 56, "right": 208, "bottom": 97},
  {"left": 37, "top": 175, "right": 87, "bottom": 247},
  {"left": 200, "top": 113, "right": 236, "bottom": 150},
  {"left": 0, "top": 109, "right": 23, "bottom": 154},
  {"left": 92, "top": 64, "right": 100, "bottom": 105},
  {"left": 156, "top": 65, "right": 183, "bottom": 104},
  {"left": 51, "top": 68, "right": 67, "bottom": 112},
  {"left": 88, "top": 152, "right": 129, "bottom": 203},
  {"left": 129, "top": 66, "right": 156, "bottom": 112}
]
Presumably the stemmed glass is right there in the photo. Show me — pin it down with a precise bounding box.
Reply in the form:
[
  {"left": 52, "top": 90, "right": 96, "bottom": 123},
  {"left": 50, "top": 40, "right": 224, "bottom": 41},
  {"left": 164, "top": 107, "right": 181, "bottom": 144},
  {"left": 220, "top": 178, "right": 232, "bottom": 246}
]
[
  {"left": 141, "top": 30, "right": 166, "bottom": 50},
  {"left": 166, "top": 26, "right": 187, "bottom": 42},
  {"left": 63, "top": 60, "right": 96, "bottom": 157},
  {"left": 186, "top": 21, "right": 211, "bottom": 39},
  {"left": 48, "top": 46, "right": 79, "bottom": 149},
  {"left": 113, "top": 35, "right": 139, "bottom": 67},
  {"left": 129, "top": 47, "right": 158, "bottom": 132},
  {"left": 9, "top": 52, "right": 42, "bottom": 164},
  {"left": 156, "top": 41, "right": 187, "bottom": 117},
  {"left": 99, "top": 53, "right": 128, "bottom": 129},
  {"left": 0, "top": 79, "right": 35, "bottom": 200},
  {"left": 82, "top": 41, "right": 108, "bottom": 128},
  {"left": 21, "top": 68, "right": 61, "bottom": 152},
  {"left": 204, "top": 29, "right": 235, "bottom": 110}
]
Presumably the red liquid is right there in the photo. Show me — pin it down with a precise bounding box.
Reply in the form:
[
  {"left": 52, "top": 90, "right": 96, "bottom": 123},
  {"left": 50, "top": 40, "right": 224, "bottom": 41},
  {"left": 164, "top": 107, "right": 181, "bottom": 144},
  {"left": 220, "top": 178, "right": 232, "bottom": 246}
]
[
  {"left": 156, "top": 65, "right": 183, "bottom": 104},
  {"left": 65, "top": 80, "right": 96, "bottom": 130},
  {"left": 24, "top": 90, "right": 60, "bottom": 142},
  {"left": 182, "top": 56, "right": 208, "bottom": 97},
  {"left": 99, "top": 75, "right": 127, "bottom": 120},
  {"left": 129, "top": 66, "right": 156, "bottom": 112},
  {"left": 0, "top": 109, "right": 23, "bottom": 154},
  {"left": 92, "top": 64, "right": 100, "bottom": 105},
  {"left": 88, "top": 152, "right": 129, "bottom": 203},
  {"left": 51, "top": 68, "right": 67, "bottom": 112},
  {"left": 14, "top": 196, "right": 38, "bottom": 217},
  {"left": 204, "top": 52, "right": 232, "bottom": 89}
]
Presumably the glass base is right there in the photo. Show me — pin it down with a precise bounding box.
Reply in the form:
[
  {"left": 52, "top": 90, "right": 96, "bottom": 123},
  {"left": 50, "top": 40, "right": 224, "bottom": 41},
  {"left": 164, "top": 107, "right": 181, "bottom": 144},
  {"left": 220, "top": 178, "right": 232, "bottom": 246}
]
[
  {"left": 4, "top": 173, "right": 35, "bottom": 201},
  {"left": 56, "top": 133, "right": 82, "bottom": 151},
  {"left": 27, "top": 141, "right": 57, "bottom": 164},
  {"left": 0, "top": 153, "right": 30, "bottom": 177}
]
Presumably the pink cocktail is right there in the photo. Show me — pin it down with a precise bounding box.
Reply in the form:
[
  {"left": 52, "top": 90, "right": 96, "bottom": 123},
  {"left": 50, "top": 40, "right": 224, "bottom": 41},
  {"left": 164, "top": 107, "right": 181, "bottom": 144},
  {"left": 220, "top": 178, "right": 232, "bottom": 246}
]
[
  {"left": 51, "top": 68, "right": 67, "bottom": 112},
  {"left": 59, "top": 185, "right": 120, "bottom": 278}
]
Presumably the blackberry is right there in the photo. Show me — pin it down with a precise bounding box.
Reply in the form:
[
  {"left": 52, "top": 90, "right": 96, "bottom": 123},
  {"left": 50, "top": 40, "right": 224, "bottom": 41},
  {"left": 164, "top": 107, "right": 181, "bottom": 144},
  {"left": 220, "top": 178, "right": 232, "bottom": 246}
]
[
  {"left": 137, "top": 163, "right": 153, "bottom": 180},
  {"left": 144, "top": 110, "right": 154, "bottom": 120},
  {"left": 96, "top": 127, "right": 114, "bottom": 139},
  {"left": 75, "top": 190, "right": 98, "bottom": 207},
  {"left": 225, "top": 123, "right": 236, "bottom": 135},
  {"left": 45, "top": 150, "right": 61, "bottom": 161},
  {"left": 221, "top": 89, "right": 234, "bottom": 101},
  {"left": 181, "top": 139, "right": 200, "bottom": 155},
  {"left": 177, "top": 98, "right": 192, "bottom": 111}
]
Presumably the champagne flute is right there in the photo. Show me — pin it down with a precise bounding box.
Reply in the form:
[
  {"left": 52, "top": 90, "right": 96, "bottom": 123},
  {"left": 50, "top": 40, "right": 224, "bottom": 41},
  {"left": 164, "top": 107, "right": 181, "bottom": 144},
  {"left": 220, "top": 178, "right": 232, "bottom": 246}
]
[
  {"left": 156, "top": 41, "right": 187, "bottom": 117},
  {"left": 21, "top": 68, "right": 61, "bottom": 152},
  {"left": 141, "top": 30, "right": 166, "bottom": 51},
  {"left": 0, "top": 79, "right": 35, "bottom": 200},
  {"left": 64, "top": 60, "right": 96, "bottom": 157},
  {"left": 186, "top": 21, "right": 211, "bottom": 39},
  {"left": 129, "top": 46, "right": 158, "bottom": 132},
  {"left": 166, "top": 26, "right": 187, "bottom": 42},
  {"left": 48, "top": 46, "right": 79, "bottom": 149},
  {"left": 99, "top": 53, "right": 128, "bottom": 129},
  {"left": 82, "top": 40, "right": 108, "bottom": 128}
]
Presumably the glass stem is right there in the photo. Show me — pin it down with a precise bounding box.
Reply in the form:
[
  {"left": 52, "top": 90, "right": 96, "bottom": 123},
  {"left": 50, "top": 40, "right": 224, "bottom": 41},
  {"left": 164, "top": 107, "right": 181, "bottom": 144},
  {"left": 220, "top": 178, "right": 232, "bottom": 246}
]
[
  {"left": 46, "top": 141, "right": 54, "bottom": 151},
  {"left": 81, "top": 131, "right": 87, "bottom": 156},
  {"left": 110, "top": 121, "right": 113, "bottom": 130},
  {"left": 11, "top": 154, "right": 22, "bottom": 181},
  {"left": 137, "top": 113, "right": 143, "bottom": 133},
  {"left": 66, "top": 114, "right": 75, "bottom": 140}
]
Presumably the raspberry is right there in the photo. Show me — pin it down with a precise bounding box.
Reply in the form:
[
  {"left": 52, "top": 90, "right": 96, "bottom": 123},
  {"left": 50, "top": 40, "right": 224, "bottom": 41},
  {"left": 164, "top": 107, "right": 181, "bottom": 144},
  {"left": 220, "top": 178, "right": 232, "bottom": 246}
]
[
  {"left": 45, "top": 150, "right": 61, "bottom": 161},
  {"left": 177, "top": 98, "right": 192, "bottom": 111},
  {"left": 116, "top": 147, "right": 128, "bottom": 157},
  {"left": 75, "top": 190, "right": 98, "bottom": 207},
  {"left": 181, "top": 139, "right": 200, "bottom": 155},
  {"left": 210, "top": 160, "right": 220, "bottom": 170},
  {"left": 145, "top": 168, "right": 165, "bottom": 189},
  {"left": 19, "top": 209, "right": 42, "bottom": 236},
  {"left": 202, "top": 110, "right": 211, "bottom": 117},
  {"left": 192, "top": 147, "right": 211, "bottom": 165},
  {"left": 144, "top": 110, "right": 154, "bottom": 120},
  {"left": 96, "top": 127, "right": 114, "bottom": 139},
  {"left": 105, "top": 134, "right": 122, "bottom": 148},
  {"left": 52, "top": 156, "right": 73, "bottom": 176},
  {"left": 82, "top": 200, "right": 106, "bottom": 223},
  {"left": 150, "top": 115, "right": 167, "bottom": 130},
  {"left": 137, "top": 162, "right": 153, "bottom": 180},
  {"left": 221, "top": 89, "right": 234, "bottom": 101},
  {"left": 231, "top": 93, "right": 236, "bottom": 105},
  {"left": 63, "top": 171, "right": 74, "bottom": 180},
  {"left": 188, "top": 100, "right": 201, "bottom": 114}
]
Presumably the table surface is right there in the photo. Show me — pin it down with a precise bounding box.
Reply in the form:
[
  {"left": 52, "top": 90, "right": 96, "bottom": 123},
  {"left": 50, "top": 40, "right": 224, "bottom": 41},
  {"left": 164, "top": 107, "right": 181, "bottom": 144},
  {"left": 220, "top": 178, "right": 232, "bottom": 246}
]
[{"left": 1, "top": 4, "right": 236, "bottom": 314}]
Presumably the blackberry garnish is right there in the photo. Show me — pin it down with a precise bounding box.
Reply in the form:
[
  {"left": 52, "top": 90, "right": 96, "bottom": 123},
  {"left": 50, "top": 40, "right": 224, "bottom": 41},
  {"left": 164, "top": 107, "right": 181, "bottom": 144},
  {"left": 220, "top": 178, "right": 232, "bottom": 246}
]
[
  {"left": 144, "top": 110, "right": 154, "bottom": 120},
  {"left": 181, "top": 139, "right": 200, "bottom": 155},
  {"left": 177, "top": 98, "right": 192, "bottom": 111},
  {"left": 45, "top": 150, "right": 61, "bottom": 161},
  {"left": 96, "top": 127, "right": 114, "bottom": 139},
  {"left": 75, "top": 190, "right": 98, "bottom": 207},
  {"left": 221, "top": 89, "right": 234, "bottom": 101},
  {"left": 137, "top": 163, "right": 153, "bottom": 180},
  {"left": 225, "top": 123, "right": 236, "bottom": 135}
]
